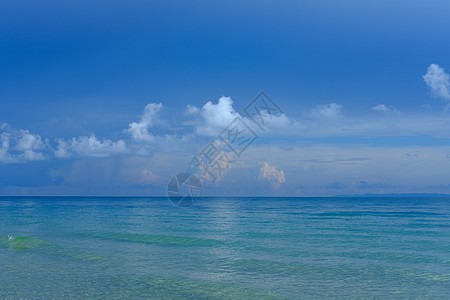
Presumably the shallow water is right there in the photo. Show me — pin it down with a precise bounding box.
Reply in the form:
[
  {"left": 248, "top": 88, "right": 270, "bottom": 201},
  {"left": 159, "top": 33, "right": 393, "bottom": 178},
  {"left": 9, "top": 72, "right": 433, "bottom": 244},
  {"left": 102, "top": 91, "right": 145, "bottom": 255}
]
[{"left": 1, "top": 197, "right": 449, "bottom": 299}]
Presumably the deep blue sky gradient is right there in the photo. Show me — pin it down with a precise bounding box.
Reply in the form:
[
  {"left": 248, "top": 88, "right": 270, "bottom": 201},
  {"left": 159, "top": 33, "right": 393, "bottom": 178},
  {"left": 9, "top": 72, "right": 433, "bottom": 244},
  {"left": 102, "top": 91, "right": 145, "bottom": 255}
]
[{"left": 1, "top": 1, "right": 450, "bottom": 195}]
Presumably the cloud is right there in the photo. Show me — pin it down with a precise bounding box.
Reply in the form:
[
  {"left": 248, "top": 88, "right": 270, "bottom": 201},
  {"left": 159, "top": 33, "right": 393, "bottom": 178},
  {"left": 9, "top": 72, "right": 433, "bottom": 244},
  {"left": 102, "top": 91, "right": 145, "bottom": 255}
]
[
  {"left": 259, "top": 162, "right": 286, "bottom": 188},
  {"left": 187, "top": 96, "right": 241, "bottom": 136},
  {"left": 138, "top": 168, "right": 161, "bottom": 185},
  {"left": 127, "top": 103, "right": 163, "bottom": 142},
  {"left": 55, "top": 135, "right": 126, "bottom": 158},
  {"left": 0, "top": 131, "right": 12, "bottom": 163},
  {"left": 261, "top": 113, "right": 293, "bottom": 131},
  {"left": 423, "top": 64, "right": 450, "bottom": 100},
  {"left": 242, "top": 143, "right": 450, "bottom": 196},
  {"left": 309, "top": 103, "right": 343, "bottom": 118},
  {"left": 372, "top": 104, "right": 398, "bottom": 114},
  {"left": 185, "top": 104, "right": 200, "bottom": 115},
  {"left": 0, "top": 123, "right": 46, "bottom": 163}
]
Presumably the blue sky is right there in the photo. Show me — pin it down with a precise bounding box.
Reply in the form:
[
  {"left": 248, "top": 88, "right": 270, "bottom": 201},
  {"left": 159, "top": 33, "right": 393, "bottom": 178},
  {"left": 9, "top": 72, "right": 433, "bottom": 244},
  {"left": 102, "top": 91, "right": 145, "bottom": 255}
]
[{"left": 1, "top": 0, "right": 450, "bottom": 196}]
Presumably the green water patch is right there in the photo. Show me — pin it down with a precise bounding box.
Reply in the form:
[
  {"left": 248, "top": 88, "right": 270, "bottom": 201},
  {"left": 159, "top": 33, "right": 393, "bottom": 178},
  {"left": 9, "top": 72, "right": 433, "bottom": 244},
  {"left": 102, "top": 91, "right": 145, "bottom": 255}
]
[
  {"left": 0, "top": 235, "right": 51, "bottom": 250},
  {"left": 96, "top": 274, "right": 286, "bottom": 299},
  {"left": 223, "top": 258, "right": 450, "bottom": 284},
  {"left": 0, "top": 235, "right": 110, "bottom": 263},
  {"left": 92, "top": 232, "right": 225, "bottom": 247},
  {"left": 0, "top": 272, "right": 287, "bottom": 300}
]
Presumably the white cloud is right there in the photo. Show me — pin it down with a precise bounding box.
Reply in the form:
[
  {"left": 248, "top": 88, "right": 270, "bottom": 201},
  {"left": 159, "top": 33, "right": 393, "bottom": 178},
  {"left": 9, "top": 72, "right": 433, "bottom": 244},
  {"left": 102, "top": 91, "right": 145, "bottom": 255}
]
[
  {"left": 185, "top": 104, "right": 200, "bottom": 115},
  {"left": 138, "top": 168, "right": 161, "bottom": 185},
  {"left": 309, "top": 103, "right": 343, "bottom": 118},
  {"left": 259, "top": 162, "right": 286, "bottom": 189},
  {"left": 187, "top": 96, "right": 241, "bottom": 136},
  {"left": 15, "top": 130, "right": 44, "bottom": 151},
  {"left": 372, "top": 104, "right": 398, "bottom": 114},
  {"left": 54, "top": 140, "right": 71, "bottom": 158},
  {"left": 55, "top": 135, "right": 126, "bottom": 158},
  {"left": 127, "top": 103, "right": 163, "bottom": 142},
  {"left": 0, "top": 124, "right": 46, "bottom": 163},
  {"left": 0, "top": 131, "right": 12, "bottom": 163},
  {"left": 423, "top": 64, "right": 450, "bottom": 100},
  {"left": 261, "top": 113, "right": 294, "bottom": 131}
]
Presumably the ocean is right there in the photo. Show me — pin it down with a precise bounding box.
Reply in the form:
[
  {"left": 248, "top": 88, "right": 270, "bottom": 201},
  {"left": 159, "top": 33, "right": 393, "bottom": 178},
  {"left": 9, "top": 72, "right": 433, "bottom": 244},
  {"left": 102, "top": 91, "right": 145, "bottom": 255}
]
[{"left": 1, "top": 196, "right": 449, "bottom": 299}]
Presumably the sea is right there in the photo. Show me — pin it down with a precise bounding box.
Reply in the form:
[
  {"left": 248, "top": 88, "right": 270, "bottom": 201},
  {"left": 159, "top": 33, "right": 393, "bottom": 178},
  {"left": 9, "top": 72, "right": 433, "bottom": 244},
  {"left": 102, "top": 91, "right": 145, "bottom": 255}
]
[{"left": 0, "top": 196, "right": 449, "bottom": 299}]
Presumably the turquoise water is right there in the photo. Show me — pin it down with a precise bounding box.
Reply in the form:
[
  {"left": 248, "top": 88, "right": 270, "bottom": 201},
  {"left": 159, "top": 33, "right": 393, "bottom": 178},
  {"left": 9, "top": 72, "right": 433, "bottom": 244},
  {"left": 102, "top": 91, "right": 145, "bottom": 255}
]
[{"left": 0, "top": 197, "right": 449, "bottom": 299}]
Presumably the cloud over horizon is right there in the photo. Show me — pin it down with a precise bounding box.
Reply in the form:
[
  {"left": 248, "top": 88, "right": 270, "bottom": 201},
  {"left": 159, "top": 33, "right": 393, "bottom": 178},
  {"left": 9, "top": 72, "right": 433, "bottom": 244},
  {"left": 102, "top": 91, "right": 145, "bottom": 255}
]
[
  {"left": 4, "top": 88, "right": 450, "bottom": 164},
  {"left": 0, "top": 123, "right": 47, "bottom": 163},
  {"left": 259, "top": 162, "right": 286, "bottom": 189},
  {"left": 186, "top": 96, "right": 241, "bottom": 136},
  {"left": 55, "top": 135, "right": 127, "bottom": 158}
]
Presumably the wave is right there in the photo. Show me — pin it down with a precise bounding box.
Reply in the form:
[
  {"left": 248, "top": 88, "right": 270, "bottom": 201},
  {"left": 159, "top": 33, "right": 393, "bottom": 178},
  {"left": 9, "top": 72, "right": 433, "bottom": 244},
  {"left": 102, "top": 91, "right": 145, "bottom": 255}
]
[
  {"left": 0, "top": 235, "right": 51, "bottom": 250},
  {"left": 91, "top": 232, "right": 225, "bottom": 247},
  {"left": 0, "top": 235, "right": 109, "bottom": 264}
]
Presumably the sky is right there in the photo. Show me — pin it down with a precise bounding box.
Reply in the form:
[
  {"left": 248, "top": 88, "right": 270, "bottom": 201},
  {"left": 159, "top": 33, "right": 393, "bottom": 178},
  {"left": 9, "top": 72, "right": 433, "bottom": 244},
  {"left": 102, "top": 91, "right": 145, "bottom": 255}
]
[{"left": 1, "top": 0, "right": 450, "bottom": 196}]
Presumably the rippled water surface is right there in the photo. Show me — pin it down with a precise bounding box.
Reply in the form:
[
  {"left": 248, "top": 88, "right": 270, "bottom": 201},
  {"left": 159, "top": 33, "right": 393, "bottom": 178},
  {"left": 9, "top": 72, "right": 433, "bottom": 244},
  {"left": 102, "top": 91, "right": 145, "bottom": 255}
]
[{"left": 1, "top": 197, "right": 449, "bottom": 299}]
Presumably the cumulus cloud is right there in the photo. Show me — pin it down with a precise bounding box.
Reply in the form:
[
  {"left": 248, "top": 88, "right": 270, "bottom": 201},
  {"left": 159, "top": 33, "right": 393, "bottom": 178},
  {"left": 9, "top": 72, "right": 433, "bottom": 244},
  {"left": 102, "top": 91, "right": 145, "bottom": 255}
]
[
  {"left": 55, "top": 135, "right": 126, "bottom": 158},
  {"left": 185, "top": 104, "right": 200, "bottom": 115},
  {"left": 423, "top": 64, "right": 450, "bottom": 100},
  {"left": 309, "top": 103, "right": 343, "bottom": 118},
  {"left": 127, "top": 103, "right": 163, "bottom": 142},
  {"left": 0, "top": 123, "right": 46, "bottom": 163},
  {"left": 187, "top": 96, "right": 241, "bottom": 136},
  {"left": 261, "top": 113, "right": 293, "bottom": 131},
  {"left": 138, "top": 168, "right": 161, "bottom": 185},
  {"left": 259, "top": 162, "right": 286, "bottom": 188},
  {"left": 0, "top": 131, "right": 11, "bottom": 163},
  {"left": 372, "top": 104, "right": 398, "bottom": 114}
]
